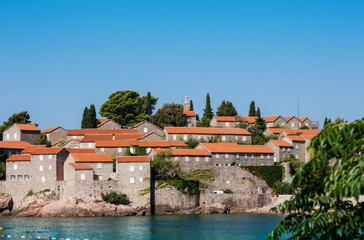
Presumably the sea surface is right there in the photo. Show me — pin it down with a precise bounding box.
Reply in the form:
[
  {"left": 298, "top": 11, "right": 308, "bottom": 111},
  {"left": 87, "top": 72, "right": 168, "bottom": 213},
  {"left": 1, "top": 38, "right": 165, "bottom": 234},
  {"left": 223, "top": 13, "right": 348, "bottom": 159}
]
[{"left": 0, "top": 214, "right": 285, "bottom": 240}]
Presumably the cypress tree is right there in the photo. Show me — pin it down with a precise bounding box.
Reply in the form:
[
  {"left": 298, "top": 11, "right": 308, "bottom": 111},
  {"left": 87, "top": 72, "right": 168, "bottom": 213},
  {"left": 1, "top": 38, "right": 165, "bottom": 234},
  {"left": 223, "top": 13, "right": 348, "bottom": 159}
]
[
  {"left": 81, "top": 107, "right": 88, "bottom": 129},
  {"left": 200, "top": 93, "right": 214, "bottom": 127},
  {"left": 249, "top": 101, "right": 256, "bottom": 117},
  {"left": 88, "top": 104, "right": 98, "bottom": 128},
  {"left": 256, "top": 107, "right": 261, "bottom": 118},
  {"left": 190, "top": 100, "right": 194, "bottom": 111},
  {"left": 145, "top": 92, "right": 153, "bottom": 115}
]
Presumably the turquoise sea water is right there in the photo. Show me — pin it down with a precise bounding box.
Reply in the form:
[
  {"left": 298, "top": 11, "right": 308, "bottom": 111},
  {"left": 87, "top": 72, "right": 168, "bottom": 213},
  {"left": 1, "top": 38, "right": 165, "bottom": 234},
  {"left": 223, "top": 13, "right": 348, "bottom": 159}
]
[{"left": 0, "top": 214, "right": 285, "bottom": 240}]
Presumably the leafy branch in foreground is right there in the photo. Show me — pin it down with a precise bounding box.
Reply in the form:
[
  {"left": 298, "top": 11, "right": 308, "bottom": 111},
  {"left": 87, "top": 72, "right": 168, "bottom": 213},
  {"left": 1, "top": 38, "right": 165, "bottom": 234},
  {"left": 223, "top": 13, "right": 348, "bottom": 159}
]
[{"left": 267, "top": 119, "right": 364, "bottom": 240}]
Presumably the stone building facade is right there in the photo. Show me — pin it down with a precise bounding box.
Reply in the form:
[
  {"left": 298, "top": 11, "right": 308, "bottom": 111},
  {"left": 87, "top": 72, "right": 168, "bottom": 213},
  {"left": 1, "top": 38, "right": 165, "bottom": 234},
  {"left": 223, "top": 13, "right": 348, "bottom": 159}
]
[
  {"left": 282, "top": 136, "right": 307, "bottom": 163},
  {"left": 97, "top": 119, "right": 122, "bottom": 129},
  {"left": 132, "top": 121, "right": 164, "bottom": 136},
  {"left": 265, "top": 140, "right": 294, "bottom": 163},
  {"left": 41, "top": 126, "right": 67, "bottom": 144},
  {"left": 0, "top": 141, "right": 30, "bottom": 157},
  {"left": 3, "top": 124, "right": 41, "bottom": 144}
]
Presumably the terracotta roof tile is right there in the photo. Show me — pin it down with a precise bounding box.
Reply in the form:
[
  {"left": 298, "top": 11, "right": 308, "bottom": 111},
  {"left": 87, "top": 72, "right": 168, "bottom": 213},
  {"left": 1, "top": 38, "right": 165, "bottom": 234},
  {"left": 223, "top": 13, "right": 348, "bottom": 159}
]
[
  {"left": 283, "top": 129, "right": 321, "bottom": 135},
  {"left": 51, "top": 139, "right": 64, "bottom": 147},
  {"left": 269, "top": 140, "right": 293, "bottom": 147},
  {"left": 0, "top": 141, "right": 31, "bottom": 150},
  {"left": 6, "top": 154, "right": 31, "bottom": 161},
  {"left": 285, "top": 136, "right": 305, "bottom": 142},
  {"left": 165, "top": 127, "right": 251, "bottom": 135},
  {"left": 42, "top": 126, "right": 63, "bottom": 133},
  {"left": 68, "top": 163, "right": 93, "bottom": 170},
  {"left": 114, "top": 133, "right": 149, "bottom": 140},
  {"left": 117, "top": 156, "right": 151, "bottom": 163},
  {"left": 71, "top": 153, "right": 113, "bottom": 163},
  {"left": 67, "top": 148, "right": 96, "bottom": 153},
  {"left": 95, "top": 140, "right": 138, "bottom": 148},
  {"left": 21, "top": 145, "right": 46, "bottom": 154},
  {"left": 31, "top": 148, "right": 64, "bottom": 155},
  {"left": 298, "top": 117, "right": 309, "bottom": 122},
  {"left": 213, "top": 116, "right": 257, "bottom": 123},
  {"left": 283, "top": 116, "right": 295, "bottom": 121},
  {"left": 137, "top": 141, "right": 186, "bottom": 147},
  {"left": 200, "top": 143, "right": 274, "bottom": 154},
  {"left": 153, "top": 148, "right": 211, "bottom": 156},
  {"left": 183, "top": 109, "right": 197, "bottom": 117},
  {"left": 97, "top": 119, "right": 121, "bottom": 128},
  {"left": 67, "top": 128, "right": 137, "bottom": 136},
  {"left": 263, "top": 115, "right": 281, "bottom": 122},
  {"left": 301, "top": 134, "right": 316, "bottom": 140},
  {"left": 15, "top": 124, "right": 40, "bottom": 131},
  {"left": 266, "top": 128, "right": 285, "bottom": 134},
  {"left": 80, "top": 134, "right": 114, "bottom": 142}
]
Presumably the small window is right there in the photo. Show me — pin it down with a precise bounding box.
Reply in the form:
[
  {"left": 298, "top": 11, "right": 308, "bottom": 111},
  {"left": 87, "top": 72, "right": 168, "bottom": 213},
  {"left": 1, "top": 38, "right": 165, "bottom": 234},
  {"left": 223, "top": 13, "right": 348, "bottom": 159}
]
[
  {"left": 267, "top": 155, "right": 271, "bottom": 160},
  {"left": 130, "top": 166, "right": 135, "bottom": 172},
  {"left": 216, "top": 154, "right": 220, "bottom": 159},
  {"left": 81, "top": 174, "right": 86, "bottom": 181},
  {"left": 48, "top": 155, "right": 52, "bottom": 160},
  {"left": 14, "top": 164, "right": 18, "bottom": 170},
  {"left": 236, "top": 154, "right": 240, "bottom": 159},
  {"left": 97, "top": 163, "right": 102, "bottom": 169},
  {"left": 14, "top": 133, "right": 17, "bottom": 139},
  {"left": 235, "top": 136, "right": 238, "bottom": 140},
  {"left": 139, "top": 166, "right": 143, "bottom": 171},
  {"left": 11, "top": 175, "right": 16, "bottom": 180},
  {"left": 139, "top": 177, "right": 143, "bottom": 182},
  {"left": 261, "top": 154, "right": 264, "bottom": 160},
  {"left": 222, "top": 136, "right": 226, "bottom": 141},
  {"left": 24, "top": 175, "right": 29, "bottom": 180},
  {"left": 173, "top": 135, "right": 177, "bottom": 140},
  {"left": 184, "top": 135, "right": 188, "bottom": 141},
  {"left": 196, "top": 157, "right": 200, "bottom": 162},
  {"left": 18, "top": 175, "right": 23, "bottom": 180},
  {"left": 296, "top": 154, "right": 299, "bottom": 159},
  {"left": 226, "top": 122, "right": 230, "bottom": 127},
  {"left": 283, "top": 147, "right": 286, "bottom": 152},
  {"left": 41, "top": 176, "right": 45, "bottom": 182},
  {"left": 291, "top": 122, "right": 294, "bottom": 127},
  {"left": 244, "top": 154, "right": 248, "bottom": 159},
  {"left": 88, "top": 143, "right": 93, "bottom": 148},
  {"left": 288, "top": 148, "right": 291, "bottom": 153},
  {"left": 205, "top": 157, "right": 209, "bottom": 162},
  {"left": 49, "top": 165, "right": 52, "bottom": 170},
  {"left": 226, "top": 181, "right": 230, "bottom": 184},
  {"left": 198, "top": 135, "right": 201, "bottom": 140},
  {"left": 39, "top": 165, "right": 43, "bottom": 171},
  {"left": 118, "top": 147, "right": 122, "bottom": 153},
  {"left": 99, "top": 176, "right": 103, "bottom": 180},
  {"left": 243, "top": 136, "right": 247, "bottom": 142},
  {"left": 251, "top": 154, "right": 255, "bottom": 159},
  {"left": 130, "top": 177, "right": 135, "bottom": 183},
  {"left": 185, "top": 156, "right": 189, "bottom": 162},
  {"left": 9, "top": 150, "right": 12, "bottom": 156},
  {"left": 6, "top": 134, "right": 10, "bottom": 140},
  {"left": 225, "top": 154, "right": 229, "bottom": 159},
  {"left": 175, "top": 156, "right": 179, "bottom": 161},
  {"left": 40, "top": 155, "right": 44, "bottom": 161},
  {"left": 101, "top": 148, "right": 105, "bottom": 153},
  {"left": 143, "top": 127, "right": 148, "bottom": 133},
  {"left": 295, "top": 144, "right": 299, "bottom": 150}
]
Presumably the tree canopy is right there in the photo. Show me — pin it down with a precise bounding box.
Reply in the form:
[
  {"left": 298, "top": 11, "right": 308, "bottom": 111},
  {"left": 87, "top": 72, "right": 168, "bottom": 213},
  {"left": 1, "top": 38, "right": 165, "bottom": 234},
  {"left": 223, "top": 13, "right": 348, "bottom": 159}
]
[
  {"left": 200, "top": 93, "right": 214, "bottom": 127},
  {"left": 151, "top": 103, "right": 185, "bottom": 128},
  {"left": 34, "top": 133, "right": 52, "bottom": 147},
  {"left": 267, "top": 119, "right": 364, "bottom": 240},
  {"left": 249, "top": 101, "right": 256, "bottom": 117},
  {"left": 248, "top": 116, "right": 267, "bottom": 145},
  {"left": 81, "top": 104, "right": 99, "bottom": 128},
  {"left": 0, "top": 111, "right": 34, "bottom": 134},
  {"left": 99, "top": 90, "right": 158, "bottom": 126},
  {"left": 216, "top": 100, "right": 237, "bottom": 116}
]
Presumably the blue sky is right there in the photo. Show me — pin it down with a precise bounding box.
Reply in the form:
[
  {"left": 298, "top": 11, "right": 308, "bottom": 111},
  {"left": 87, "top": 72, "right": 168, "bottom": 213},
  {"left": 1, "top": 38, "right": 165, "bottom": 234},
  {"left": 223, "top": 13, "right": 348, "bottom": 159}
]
[{"left": 1, "top": 0, "right": 363, "bottom": 129}]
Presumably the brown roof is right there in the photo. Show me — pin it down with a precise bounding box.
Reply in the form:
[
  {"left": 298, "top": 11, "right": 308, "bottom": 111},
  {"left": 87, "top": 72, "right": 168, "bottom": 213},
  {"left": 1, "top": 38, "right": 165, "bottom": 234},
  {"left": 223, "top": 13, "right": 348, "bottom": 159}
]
[
  {"left": 95, "top": 140, "right": 138, "bottom": 148},
  {"left": 31, "top": 148, "right": 64, "bottom": 155},
  {"left": 71, "top": 153, "right": 113, "bottom": 163},
  {"left": 68, "top": 163, "right": 93, "bottom": 170},
  {"left": 117, "top": 156, "right": 151, "bottom": 163},
  {"left": 66, "top": 148, "right": 96, "bottom": 153},
  {"left": 67, "top": 128, "right": 137, "bottom": 136},
  {"left": 200, "top": 143, "right": 274, "bottom": 154},
  {"left": 285, "top": 136, "right": 305, "bottom": 142},
  {"left": 0, "top": 141, "right": 31, "bottom": 150},
  {"left": 165, "top": 127, "right": 251, "bottom": 135},
  {"left": 80, "top": 134, "right": 114, "bottom": 142},
  {"left": 183, "top": 109, "right": 197, "bottom": 117},
  {"left": 21, "top": 145, "right": 46, "bottom": 154},
  {"left": 137, "top": 141, "right": 186, "bottom": 147},
  {"left": 6, "top": 154, "right": 31, "bottom": 161},
  {"left": 269, "top": 140, "right": 293, "bottom": 147},
  {"left": 153, "top": 148, "right": 211, "bottom": 156},
  {"left": 15, "top": 124, "right": 40, "bottom": 131},
  {"left": 42, "top": 126, "right": 63, "bottom": 133}
]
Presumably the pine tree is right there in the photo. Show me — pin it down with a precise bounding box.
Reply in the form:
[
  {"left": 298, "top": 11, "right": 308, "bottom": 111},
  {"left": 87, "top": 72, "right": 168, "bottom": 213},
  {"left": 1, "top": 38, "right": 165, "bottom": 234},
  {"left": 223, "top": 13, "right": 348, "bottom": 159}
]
[
  {"left": 216, "top": 100, "right": 237, "bottom": 116},
  {"left": 88, "top": 104, "right": 98, "bottom": 128},
  {"left": 81, "top": 107, "right": 88, "bottom": 129},
  {"left": 200, "top": 93, "right": 214, "bottom": 127},
  {"left": 249, "top": 101, "right": 256, "bottom": 117},
  {"left": 145, "top": 92, "right": 153, "bottom": 115},
  {"left": 190, "top": 100, "right": 194, "bottom": 111},
  {"left": 256, "top": 107, "right": 261, "bottom": 118}
]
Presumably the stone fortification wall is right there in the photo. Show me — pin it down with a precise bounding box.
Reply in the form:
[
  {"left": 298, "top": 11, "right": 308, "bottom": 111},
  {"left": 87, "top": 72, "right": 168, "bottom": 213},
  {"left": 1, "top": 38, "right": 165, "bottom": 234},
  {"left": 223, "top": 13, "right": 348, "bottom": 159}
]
[{"left": 0, "top": 181, "right": 5, "bottom": 193}]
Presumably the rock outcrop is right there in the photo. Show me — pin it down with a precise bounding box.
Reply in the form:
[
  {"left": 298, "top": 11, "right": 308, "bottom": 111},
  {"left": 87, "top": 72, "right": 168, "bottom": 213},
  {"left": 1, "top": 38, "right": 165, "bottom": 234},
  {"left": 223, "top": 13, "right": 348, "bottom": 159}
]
[{"left": 0, "top": 193, "right": 13, "bottom": 212}]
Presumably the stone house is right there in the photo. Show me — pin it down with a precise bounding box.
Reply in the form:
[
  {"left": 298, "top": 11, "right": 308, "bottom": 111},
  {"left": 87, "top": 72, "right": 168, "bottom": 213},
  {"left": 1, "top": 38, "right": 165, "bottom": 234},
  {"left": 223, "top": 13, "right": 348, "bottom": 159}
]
[
  {"left": 116, "top": 156, "right": 151, "bottom": 207},
  {"left": 149, "top": 148, "right": 212, "bottom": 171},
  {"left": 2, "top": 124, "right": 41, "bottom": 144},
  {"left": 79, "top": 134, "right": 114, "bottom": 148},
  {"left": 298, "top": 117, "right": 313, "bottom": 129},
  {"left": 281, "top": 136, "right": 307, "bottom": 162},
  {"left": 263, "top": 128, "right": 284, "bottom": 137},
  {"left": 0, "top": 141, "right": 30, "bottom": 156},
  {"left": 115, "top": 132, "right": 164, "bottom": 141},
  {"left": 278, "top": 129, "right": 321, "bottom": 140},
  {"left": 283, "top": 116, "right": 301, "bottom": 130},
  {"left": 20, "top": 145, "right": 46, "bottom": 154},
  {"left": 62, "top": 139, "right": 81, "bottom": 148},
  {"left": 64, "top": 153, "right": 114, "bottom": 180},
  {"left": 137, "top": 140, "right": 186, "bottom": 154},
  {"left": 41, "top": 126, "right": 67, "bottom": 145},
  {"left": 265, "top": 140, "right": 294, "bottom": 163},
  {"left": 132, "top": 120, "right": 164, "bottom": 136},
  {"left": 67, "top": 128, "right": 138, "bottom": 141},
  {"left": 196, "top": 143, "right": 275, "bottom": 166},
  {"left": 263, "top": 116, "right": 287, "bottom": 128},
  {"left": 210, "top": 116, "right": 257, "bottom": 128},
  {"left": 95, "top": 140, "right": 137, "bottom": 156},
  {"left": 64, "top": 163, "right": 94, "bottom": 198},
  {"left": 97, "top": 119, "right": 122, "bottom": 129},
  {"left": 183, "top": 109, "right": 197, "bottom": 127},
  {"left": 164, "top": 127, "right": 252, "bottom": 143}
]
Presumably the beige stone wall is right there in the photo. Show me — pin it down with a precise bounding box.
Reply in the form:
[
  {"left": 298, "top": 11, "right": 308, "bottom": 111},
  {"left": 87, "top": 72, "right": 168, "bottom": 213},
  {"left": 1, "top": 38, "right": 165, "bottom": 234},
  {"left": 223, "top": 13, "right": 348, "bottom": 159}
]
[
  {"left": 47, "top": 128, "right": 67, "bottom": 143},
  {"left": 98, "top": 121, "right": 121, "bottom": 129},
  {"left": 96, "top": 147, "right": 127, "bottom": 156},
  {"left": 166, "top": 132, "right": 251, "bottom": 143},
  {"left": 134, "top": 122, "right": 163, "bottom": 136},
  {"left": 141, "top": 132, "right": 165, "bottom": 141},
  {"left": 2, "top": 125, "right": 21, "bottom": 141},
  {"left": 63, "top": 139, "right": 81, "bottom": 148},
  {"left": 286, "top": 118, "right": 300, "bottom": 130}
]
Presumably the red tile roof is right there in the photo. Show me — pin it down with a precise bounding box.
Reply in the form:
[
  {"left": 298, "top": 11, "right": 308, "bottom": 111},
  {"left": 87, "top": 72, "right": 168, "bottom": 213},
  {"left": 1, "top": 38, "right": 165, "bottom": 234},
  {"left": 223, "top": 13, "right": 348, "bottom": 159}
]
[
  {"left": 117, "top": 156, "right": 151, "bottom": 163},
  {"left": 42, "top": 126, "right": 63, "bottom": 133},
  {"left": 68, "top": 163, "right": 93, "bottom": 170},
  {"left": 213, "top": 116, "right": 258, "bottom": 123},
  {"left": 21, "top": 145, "right": 46, "bottom": 154},
  {"left": 66, "top": 148, "right": 96, "bottom": 153},
  {"left": 165, "top": 127, "right": 251, "bottom": 135},
  {"left": 301, "top": 134, "right": 316, "bottom": 140},
  {"left": 97, "top": 119, "right": 121, "bottom": 127},
  {"left": 183, "top": 109, "right": 197, "bottom": 117},
  {"left": 6, "top": 154, "right": 31, "bottom": 161},
  {"left": 15, "top": 124, "right": 40, "bottom": 131},
  {"left": 200, "top": 143, "right": 274, "bottom": 154},
  {"left": 285, "top": 136, "right": 305, "bottom": 142},
  {"left": 263, "top": 115, "right": 281, "bottom": 122},
  {"left": 298, "top": 117, "right": 309, "bottom": 122},
  {"left": 51, "top": 139, "right": 64, "bottom": 147},
  {"left": 71, "top": 153, "right": 113, "bottom": 163},
  {"left": 0, "top": 141, "right": 31, "bottom": 149},
  {"left": 95, "top": 140, "right": 138, "bottom": 148},
  {"left": 153, "top": 148, "right": 211, "bottom": 156},
  {"left": 283, "top": 129, "right": 321, "bottom": 136},
  {"left": 114, "top": 133, "right": 150, "bottom": 140},
  {"left": 80, "top": 134, "right": 114, "bottom": 142},
  {"left": 266, "top": 128, "right": 285, "bottom": 134},
  {"left": 269, "top": 140, "right": 293, "bottom": 147},
  {"left": 31, "top": 147, "right": 64, "bottom": 155},
  {"left": 137, "top": 141, "right": 186, "bottom": 148},
  {"left": 67, "top": 128, "right": 137, "bottom": 136},
  {"left": 283, "top": 116, "right": 295, "bottom": 121}
]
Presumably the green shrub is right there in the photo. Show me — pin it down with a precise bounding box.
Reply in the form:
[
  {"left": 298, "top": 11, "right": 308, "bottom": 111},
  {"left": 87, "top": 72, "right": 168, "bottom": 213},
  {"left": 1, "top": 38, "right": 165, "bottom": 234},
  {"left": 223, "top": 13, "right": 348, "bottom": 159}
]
[
  {"left": 123, "top": 148, "right": 131, "bottom": 156},
  {"left": 43, "top": 189, "right": 50, "bottom": 192},
  {"left": 101, "top": 192, "right": 130, "bottom": 205},
  {"left": 185, "top": 140, "right": 199, "bottom": 149},
  {"left": 157, "top": 179, "right": 199, "bottom": 195},
  {"left": 135, "top": 146, "right": 147, "bottom": 156},
  {"left": 241, "top": 165, "right": 283, "bottom": 188},
  {"left": 26, "top": 189, "right": 34, "bottom": 196},
  {"left": 223, "top": 189, "right": 233, "bottom": 194}
]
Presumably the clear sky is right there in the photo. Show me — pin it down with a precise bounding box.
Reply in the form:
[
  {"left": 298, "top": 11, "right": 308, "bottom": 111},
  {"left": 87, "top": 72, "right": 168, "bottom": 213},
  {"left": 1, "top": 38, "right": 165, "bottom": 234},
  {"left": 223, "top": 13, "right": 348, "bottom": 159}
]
[{"left": 1, "top": 0, "right": 363, "bottom": 130}]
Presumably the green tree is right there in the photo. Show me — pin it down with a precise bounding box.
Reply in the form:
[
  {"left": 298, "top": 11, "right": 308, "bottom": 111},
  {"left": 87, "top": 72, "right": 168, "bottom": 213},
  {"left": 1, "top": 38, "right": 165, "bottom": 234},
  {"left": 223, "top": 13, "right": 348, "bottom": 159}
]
[
  {"left": 216, "top": 100, "right": 237, "bottom": 116},
  {"left": 144, "top": 92, "right": 154, "bottom": 115},
  {"left": 200, "top": 93, "right": 214, "bottom": 127},
  {"left": 99, "top": 90, "right": 158, "bottom": 126},
  {"left": 190, "top": 100, "right": 194, "bottom": 111},
  {"left": 151, "top": 150, "right": 181, "bottom": 180},
  {"left": 256, "top": 107, "right": 261, "bottom": 118},
  {"left": 267, "top": 119, "right": 364, "bottom": 240},
  {"left": 81, "top": 107, "right": 88, "bottom": 129},
  {"left": 249, "top": 101, "right": 256, "bottom": 117},
  {"left": 87, "top": 104, "right": 98, "bottom": 128},
  {"left": 0, "top": 111, "right": 34, "bottom": 134},
  {"left": 34, "top": 133, "right": 52, "bottom": 147},
  {"left": 152, "top": 103, "right": 185, "bottom": 128},
  {"left": 248, "top": 116, "right": 267, "bottom": 145}
]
